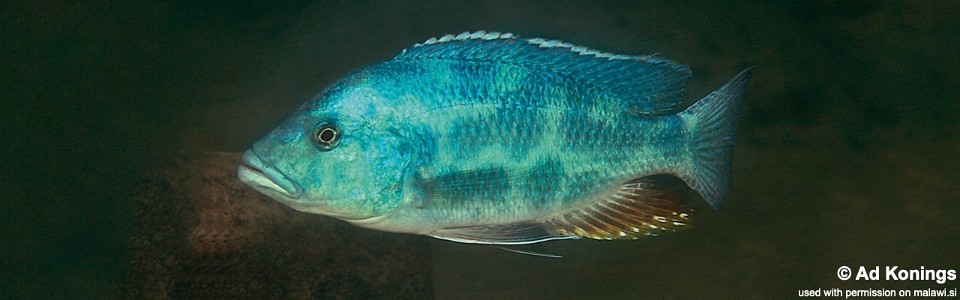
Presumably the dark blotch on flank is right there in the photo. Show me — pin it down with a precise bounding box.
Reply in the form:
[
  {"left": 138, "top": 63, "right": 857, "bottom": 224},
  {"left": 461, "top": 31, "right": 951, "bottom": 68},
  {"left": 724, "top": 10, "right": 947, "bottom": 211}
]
[{"left": 420, "top": 167, "right": 512, "bottom": 207}]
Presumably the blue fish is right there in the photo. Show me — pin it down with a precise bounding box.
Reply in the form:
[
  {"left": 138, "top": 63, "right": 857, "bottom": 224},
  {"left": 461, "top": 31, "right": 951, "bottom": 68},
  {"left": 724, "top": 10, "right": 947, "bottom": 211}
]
[{"left": 239, "top": 31, "right": 751, "bottom": 247}]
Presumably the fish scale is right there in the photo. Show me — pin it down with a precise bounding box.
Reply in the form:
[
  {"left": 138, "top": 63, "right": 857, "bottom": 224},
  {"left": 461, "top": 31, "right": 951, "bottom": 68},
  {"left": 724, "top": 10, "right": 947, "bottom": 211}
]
[
  {"left": 238, "top": 31, "right": 751, "bottom": 251},
  {"left": 395, "top": 58, "right": 688, "bottom": 225}
]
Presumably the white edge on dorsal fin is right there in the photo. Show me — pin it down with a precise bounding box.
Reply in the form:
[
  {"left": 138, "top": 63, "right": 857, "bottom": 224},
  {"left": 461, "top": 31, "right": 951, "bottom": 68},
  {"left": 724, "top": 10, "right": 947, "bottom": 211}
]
[
  {"left": 526, "top": 37, "right": 656, "bottom": 62},
  {"left": 411, "top": 31, "right": 514, "bottom": 48},
  {"left": 406, "top": 31, "right": 658, "bottom": 62}
]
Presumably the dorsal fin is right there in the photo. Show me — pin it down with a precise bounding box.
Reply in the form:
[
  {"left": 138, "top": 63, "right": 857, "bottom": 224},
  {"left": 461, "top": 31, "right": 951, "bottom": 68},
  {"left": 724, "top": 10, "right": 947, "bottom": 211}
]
[
  {"left": 394, "top": 31, "right": 692, "bottom": 114},
  {"left": 543, "top": 175, "right": 694, "bottom": 240}
]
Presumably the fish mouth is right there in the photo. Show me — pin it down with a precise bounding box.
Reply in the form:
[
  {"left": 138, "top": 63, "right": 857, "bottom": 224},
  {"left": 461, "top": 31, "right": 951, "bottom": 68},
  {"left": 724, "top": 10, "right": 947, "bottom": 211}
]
[
  {"left": 236, "top": 150, "right": 391, "bottom": 222},
  {"left": 237, "top": 150, "right": 302, "bottom": 199}
]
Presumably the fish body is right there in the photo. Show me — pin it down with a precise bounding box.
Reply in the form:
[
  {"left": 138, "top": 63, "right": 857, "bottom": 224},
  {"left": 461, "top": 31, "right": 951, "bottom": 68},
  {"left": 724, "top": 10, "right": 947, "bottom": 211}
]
[{"left": 239, "top": 31, "right": 751, "bottom": 245}]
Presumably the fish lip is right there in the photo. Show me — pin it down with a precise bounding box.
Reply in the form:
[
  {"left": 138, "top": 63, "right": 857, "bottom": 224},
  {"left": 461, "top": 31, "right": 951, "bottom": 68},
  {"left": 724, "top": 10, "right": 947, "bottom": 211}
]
[
  {"left": 238, "top": 150, "right": 303, "bottom": 198},
  {"left": 238, "top": 151, "right": 371, "bottom": 219}
]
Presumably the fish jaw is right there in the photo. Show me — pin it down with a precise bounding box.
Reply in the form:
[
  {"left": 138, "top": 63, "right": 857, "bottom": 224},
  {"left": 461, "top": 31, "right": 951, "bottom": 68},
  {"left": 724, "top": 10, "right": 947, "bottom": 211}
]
[
  {"left": 238, "top": 149, "right": 384, "bottom": 221},
  {"left": 238, "top": 150, "right": 303, "bottom": 201}
]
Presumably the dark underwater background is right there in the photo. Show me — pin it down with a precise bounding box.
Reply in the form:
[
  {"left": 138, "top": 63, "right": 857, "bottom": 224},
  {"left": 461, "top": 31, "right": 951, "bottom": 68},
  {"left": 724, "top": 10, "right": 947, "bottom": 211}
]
[{"left": 2, "top": 1, "right": 958, "bottom": 299}]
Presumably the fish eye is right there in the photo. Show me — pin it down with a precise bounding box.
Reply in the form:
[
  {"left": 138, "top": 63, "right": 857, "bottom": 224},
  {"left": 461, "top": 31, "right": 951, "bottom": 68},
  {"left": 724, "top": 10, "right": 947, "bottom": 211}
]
[{"left": 312, "top": 121, "right": 341, "bottom": 151}]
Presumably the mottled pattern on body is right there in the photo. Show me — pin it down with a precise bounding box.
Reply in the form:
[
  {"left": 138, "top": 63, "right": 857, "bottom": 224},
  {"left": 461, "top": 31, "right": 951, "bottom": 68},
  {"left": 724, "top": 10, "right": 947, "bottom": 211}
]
[{"left": 238, "top": 31, "right": 750, "bottom": 246}]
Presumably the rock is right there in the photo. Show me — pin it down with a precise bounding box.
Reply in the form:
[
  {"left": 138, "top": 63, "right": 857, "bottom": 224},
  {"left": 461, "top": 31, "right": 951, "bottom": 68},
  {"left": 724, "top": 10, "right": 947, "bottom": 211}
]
[{"left": 119, "top": 152, "right": 432, "bottom": 299}]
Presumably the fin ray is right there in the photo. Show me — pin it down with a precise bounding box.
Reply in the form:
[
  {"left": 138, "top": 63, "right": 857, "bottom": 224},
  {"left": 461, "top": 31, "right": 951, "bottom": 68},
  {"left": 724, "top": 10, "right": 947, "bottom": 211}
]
[
  {"left": 544, "top": 175, "right": 694, "bottom": 240},
  {"left": 497, "top": 245, "right": 563, "bottom": 258},
  {"left": 678, "top": 68, "right": 752, "bottom": 209},
  {"left": 428, "top": 223, "right": 578, "bottom": 245}
]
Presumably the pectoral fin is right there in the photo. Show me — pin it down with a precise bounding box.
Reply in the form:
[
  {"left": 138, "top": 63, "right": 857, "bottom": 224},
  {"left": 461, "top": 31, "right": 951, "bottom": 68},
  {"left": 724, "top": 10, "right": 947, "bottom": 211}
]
[
  {"left": 428, "top": 223, "right": 578, "bottom": 245},
  {"left": 543, "top": 175, "right": 694, "bottom": 240}
]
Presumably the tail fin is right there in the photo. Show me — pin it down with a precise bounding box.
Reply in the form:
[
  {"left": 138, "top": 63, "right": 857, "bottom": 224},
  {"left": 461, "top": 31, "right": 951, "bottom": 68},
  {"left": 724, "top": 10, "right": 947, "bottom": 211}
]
[{"left": 678, "top": 68, "right": 752, "bottom": 210}]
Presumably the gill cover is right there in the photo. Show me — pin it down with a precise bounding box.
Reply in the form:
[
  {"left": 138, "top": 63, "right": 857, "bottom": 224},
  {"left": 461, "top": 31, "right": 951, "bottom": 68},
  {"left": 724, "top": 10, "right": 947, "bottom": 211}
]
[
  {"left": 246, "top": 75, "right": 416, "bottom": 220},
  {"left": 317, "top": 124, "right": 414, "bottom": 219}
]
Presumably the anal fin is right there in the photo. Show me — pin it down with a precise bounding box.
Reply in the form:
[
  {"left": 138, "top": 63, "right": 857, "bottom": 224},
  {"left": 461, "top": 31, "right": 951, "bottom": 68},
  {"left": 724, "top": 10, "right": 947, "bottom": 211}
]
[{"left": 544, "top": 175, "right": 694, "bottom": 240}]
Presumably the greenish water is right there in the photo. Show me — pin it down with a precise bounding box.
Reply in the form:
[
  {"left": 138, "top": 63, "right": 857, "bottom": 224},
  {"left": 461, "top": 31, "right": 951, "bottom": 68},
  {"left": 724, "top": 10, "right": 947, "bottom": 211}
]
[{"left": 2, "top": 1, "right": 958, "bottom": 299}]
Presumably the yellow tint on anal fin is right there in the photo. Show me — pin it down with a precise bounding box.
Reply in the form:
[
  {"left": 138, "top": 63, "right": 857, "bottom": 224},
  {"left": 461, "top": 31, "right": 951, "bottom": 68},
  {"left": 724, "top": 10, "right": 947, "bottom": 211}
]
[{"left": 544, "top": 175, "right": 694, "bottom": 240}]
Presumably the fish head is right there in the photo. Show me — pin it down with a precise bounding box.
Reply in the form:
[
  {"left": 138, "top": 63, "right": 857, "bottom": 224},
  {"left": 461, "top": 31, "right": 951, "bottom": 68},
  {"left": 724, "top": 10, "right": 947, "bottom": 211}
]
[{"left": 239, "top": 71, "right": 416, "bottom": 221}]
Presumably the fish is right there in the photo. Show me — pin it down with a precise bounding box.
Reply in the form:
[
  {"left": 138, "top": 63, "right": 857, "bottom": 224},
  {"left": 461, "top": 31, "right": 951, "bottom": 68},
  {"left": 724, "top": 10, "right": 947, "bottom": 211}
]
[{"left": 238, "top": 31, "right": 751, "bottom": 248}]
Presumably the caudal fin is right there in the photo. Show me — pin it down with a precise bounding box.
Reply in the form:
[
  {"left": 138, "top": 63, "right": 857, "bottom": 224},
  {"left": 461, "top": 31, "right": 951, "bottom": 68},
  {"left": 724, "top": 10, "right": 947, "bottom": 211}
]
[{"left": 678, "top": 68, "right": 752, "bottom": 210}]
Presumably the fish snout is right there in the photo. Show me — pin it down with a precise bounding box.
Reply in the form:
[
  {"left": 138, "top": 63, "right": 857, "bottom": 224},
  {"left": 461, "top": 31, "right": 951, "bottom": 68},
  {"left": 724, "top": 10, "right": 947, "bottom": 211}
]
[{"left": 238, "top": 150, "right": 303, "bottom": 199}]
